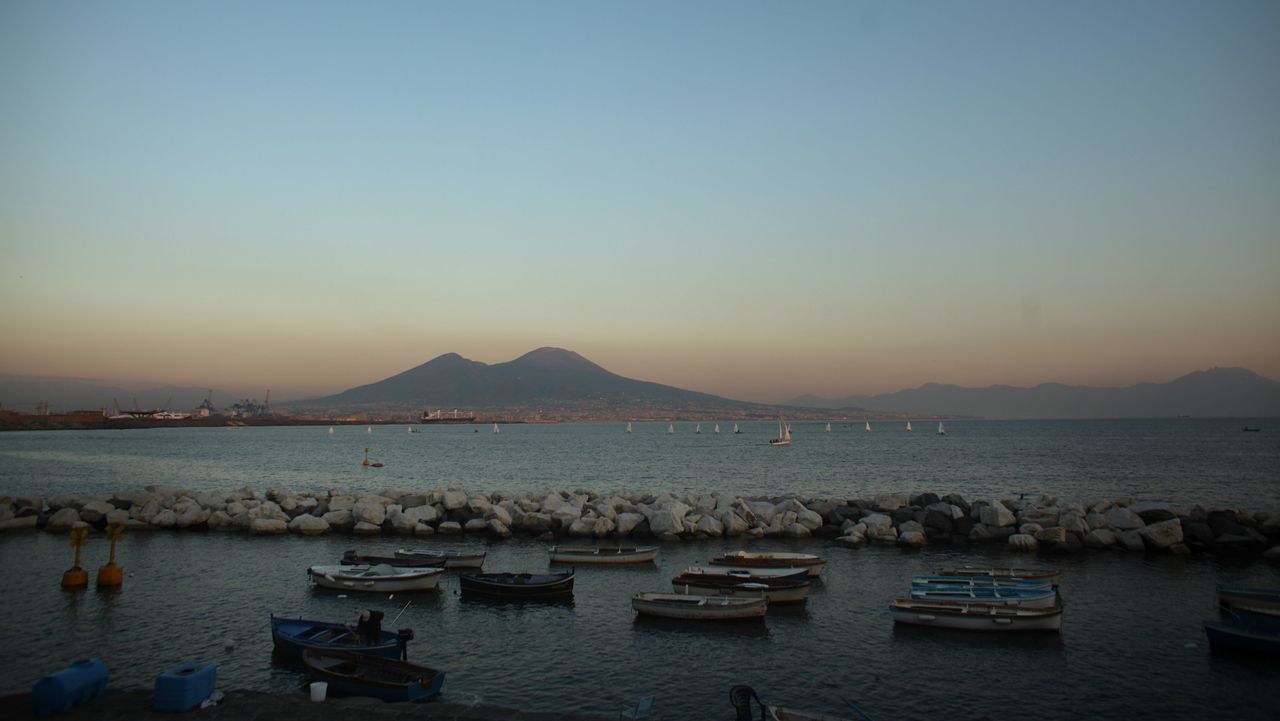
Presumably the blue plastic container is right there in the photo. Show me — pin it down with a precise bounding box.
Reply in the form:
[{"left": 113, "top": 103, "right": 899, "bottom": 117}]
[
  {"left": 153, "top": 661, "right": 217, "bottom": 712},
  {"left": 31, "top": 658, "right": 108, "bottom": 716}
]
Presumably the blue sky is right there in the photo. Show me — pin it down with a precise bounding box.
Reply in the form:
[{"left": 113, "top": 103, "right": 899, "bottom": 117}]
[{"left": 1, "top": 1, "right": 1277, "bottom": 402}]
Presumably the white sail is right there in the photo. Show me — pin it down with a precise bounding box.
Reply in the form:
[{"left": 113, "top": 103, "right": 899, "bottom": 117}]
[
  {"left": 769, "top": 417, "right": 792, "bottom": 446},
  {"left": 328, "top": 427, "right": 334, "bottom": 435},
  {"left": 696, "top": 424, "right": 701, "bottom": 434},
  {"left": 668, "top": 423, "right": 674, "bottom": 434},
  {"left": 626, "top": 422, "right": 632, "bottom": 433},
  {"left": 937, "top": 422, "right": 945, "bottom": 435},
  {"left": 367, "top": 426, "right": 373, "bottom": 434},
  {"left": 825, "top": 422, "right": 832, "bottom": 432},
  {"left": 714, "top": 424, "right": 720, "bottom": 434},
  {"left": 493, "top": 423, "right": 500, "bottom": 433},
  {"left": 865, "top": 421, "right": 871, "bottom": 432},
  {"left": 733, "top": 423, "right": 741, "bottom": 434},
  {"left": 906, "top": 421, "right": 912, "bottom": 432}
]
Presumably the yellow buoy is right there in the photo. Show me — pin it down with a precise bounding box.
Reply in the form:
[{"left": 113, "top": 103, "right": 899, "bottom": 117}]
[
  {"left": 62, "top": 527, "right": 90, "bottom": 590},
  {"left": 97, "top": 523, "right": 125, "bottom": 588},
  {"left": 363, "top": 447, "right": 370, "bottom": 466}
]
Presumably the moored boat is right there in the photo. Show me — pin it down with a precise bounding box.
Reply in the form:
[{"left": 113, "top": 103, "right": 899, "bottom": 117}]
[
  {"left": 683, "top": 565, "right": 809, "bottom": 581},
  {"left": 934, "top": 566, "right": 1061, "bottom": 582},
  {"left": 342, "top": 550, "right": 444, "bottom": 568},
  {"left": 1218, "top": 585, "right": 1280, "bottom": 612},
  {"left": 308, "top": 564, "right": 443, "bottom": 593},
  {"left": 301, "top": 648, "right": 445, "bottom": 702},
  {"left": 459, "top": 571, "right": 574, "bottom": 599},
  {"left": 911, "top": 576, "right": 1054, "bottom": 590},
  {"left": 631, "top": 592, "right": 767, "bottom": 620},
  {"left": 270, "top": 615, "right": 413, "bottom": 660},
  {"left": 548, "top": 545, "right": 658, "bottom": 564},
  {"left": 1203, "top": 620, "right": 1280, "bottom": 656},
  {"left": 908, "top": 585, "right": 1057, "bottom": 607},
  {"left": 393, "top": 548, "right": 487, "bottom": 569},
  {"left": 709, "top": 551, "right": 826, "bottom": 577},
  {"left": 671, "top": 574, "right": 811, "bottom": 604},
  {"left": 890, "top": 599, "right": 1063, "bottom": 631}
]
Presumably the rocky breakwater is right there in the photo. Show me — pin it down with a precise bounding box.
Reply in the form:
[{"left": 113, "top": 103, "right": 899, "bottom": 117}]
[{"left": 1, "top": 488, "right": 1278, "bottom": 560}]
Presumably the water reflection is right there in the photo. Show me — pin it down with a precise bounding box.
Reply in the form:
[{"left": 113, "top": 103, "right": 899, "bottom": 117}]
[{"left": 631, "top": 615, "right": 771, "bottom": 639}]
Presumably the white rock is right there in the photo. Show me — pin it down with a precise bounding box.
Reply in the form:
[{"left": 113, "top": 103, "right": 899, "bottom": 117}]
[
  {"left": 592, "top": 517, "right": 616, "bottom": 537},
  {"left": 206, "top": 511, "right": 232, "bottom": 530},
  {"left": 695, "top": 515, "right": 724, "bottom": 537},
  {"left": 353, "top": 521, "right": 382, "bottom": 535},
  {"left": 874, "top": 493, "right": 910, "bottom": 512},
  {"left": 0, "top": 516, "right": 38, "bottom": 530},
  {"left": 897, "top": 530, "right": 927, "bottom": 547},
  {"left": 437, "top": 521, "right": 463, "bottom": 535},
  {"left": 1104, "top": 507, "right": 1146, "bottom": 531},
  {"left": 1137, "top": 518, "right": 1183, "bottom": 550},
  {"left": 46, "top": 508, "right": 82, "bottom": 531},
  {"left": 568, "top": 517, "right": 596, "bottom": 537},
  {"left": 1060, "top": 513, "right": 1089, "bottom": 535},
  {"left": 289, "top": 514, "right": 330, "bottom": 536},
  {"left": 646, "top": 506, "right": 686, "bottom": 536},
  {"left": 796, "top": 509, "right": 823, "bottom": 531},
  {"left": 1084, "top": 529, "right": 1117, "bottom": 548},
  {"left": 467, "top": 497, "right": 492, "bottom": 515},
  {"left": 151, "top": 509, "right": 177, "bottom": 528},
  {"left": 443, "top": 489, "right": 469, "bottom": 511},
  {"left": 1034, "top": 527, "right": 1067, "bottom": 544},
  {"left": 322, "top": 510, "right": 355, "bottom": 530},
  {"left": 1008, "top": 533, "right": 1039, "bottom": 551},
  {"left": 485, "top": 504, "right": 513, "bottom": 527},
  {"left": 487, "top": 519, "right": 512, "bottom": 538},
  {"left": 615, "top": 512, "right": 646, "bottom": 536},
  {"left": 105, "top": 509, "right": 130, "bottom": 526},
  {"left": 861, "top": 513, "right": 893, "bottom": 533},
  {"left": 175, "top": 508, "right": 211, "bottom": 529},
  {"left": 980, "top": 501, "right": 1017, "bottom": 527},
  {"left": 1117, "top": 530, "right": 1146, "bottom": 551},
  {"left": 329, "top": 495, "right": 355, "bottom": 512},
  {"left": 463, "top": 518, "right": 488, "bottom": 533},
  {"left": 783, "top": 522, "right": 812, "bottom": 538},
  {"left": 1019, "top": 523, "right": 1044, "bottom": 536},
  {"left": 352, "top": 502, "right": 386, "bottom": 526},
  {"left": 251, "top": 518, "right": 287, "bottom": 535}
]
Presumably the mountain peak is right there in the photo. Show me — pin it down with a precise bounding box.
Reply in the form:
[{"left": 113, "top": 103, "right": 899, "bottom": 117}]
[{"left": 507, "top": 347, "right": 609, "bottom": 374}]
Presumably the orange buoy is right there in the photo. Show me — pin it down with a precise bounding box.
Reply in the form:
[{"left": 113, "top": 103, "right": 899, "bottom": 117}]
[
  {"left": 97, "top": 523, "right": 125, "bottom": 588},
  {"left": 62, "top": 527, "right": 90, "bottom": 590},
  {"left": 363, "top": 447, "right": 370, "bottom": 466}
]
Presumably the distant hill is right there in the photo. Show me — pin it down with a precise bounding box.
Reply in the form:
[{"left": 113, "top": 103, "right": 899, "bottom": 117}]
[
  {"left": 294, "top": 347, "right": 753, "bottom": 412},
  {"left": 788, "top": 367, "right": 1280, "bottom": 419},
  {"left": 0, "top": 378, "right": 247, "bottom": 414}
]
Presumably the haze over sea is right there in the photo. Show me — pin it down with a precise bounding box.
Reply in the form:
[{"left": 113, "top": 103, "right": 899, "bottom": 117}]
[{"left": 1, "top": 419, "right": 1279, "bottom": 719}]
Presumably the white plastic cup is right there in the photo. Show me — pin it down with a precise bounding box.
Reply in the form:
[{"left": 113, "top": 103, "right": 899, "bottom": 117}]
[{"left": 309, "top": 682, "right": 328, "bottom": 702}]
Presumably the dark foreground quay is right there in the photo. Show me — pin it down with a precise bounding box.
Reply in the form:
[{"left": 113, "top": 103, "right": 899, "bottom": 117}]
[{"left": 0, "top": 690, "right": 614, "bottom": 721}]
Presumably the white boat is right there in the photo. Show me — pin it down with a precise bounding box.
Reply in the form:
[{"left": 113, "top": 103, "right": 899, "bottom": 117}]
[
  {"left": 709, "top": 551, "right": 826, "bottom": 577},
  {"left": 393, "top": 548, "right": 487, "bottom": 569},
  {"left": 492, "top": 423, "right": 499, "bottom": 433},
  {"left": 626, "top": 422, "right": 632, "bottom": 433},
  {"left": 714, "top": 424, "right": 720, "bottom": 434},
  {"left": 937, "top": 422, "right": 945, "bottom": 435},
  {"left": 865, "top": 421, "right": 871, "bottom": 432},
  {"left": 890, "top": 599, "right": 1063, "bottom": 631},
  {"left": 632, "top": 592, "right": 767, "bottom": 620},
  {"left": 549, "top": 546, "right": 658, "bottom": 564},
  {"left": 684, "top": 565, "right": 808, "bottom": 581},
  {"left": 671, "top": 576, "right": 811, "bottom": 604},
  {"left": 825, "top": 422, "right": 831, "bottom": 432},
  {"left": 912, "top": 575, "right": 1053, "bottom": 589},
  {"left": 367, "top": 426, "right": 373, "bottom": 434},
  {"left": 407, "top": 427, "right": 415, "bottom": 433},
  {"left": 908, "top": 586, "right": 1057, "bottom": 608},
  {"left": 696, "top": 423, "right": 701, "bottom": 434},
  {"left": 308, "top": 564, "right": 443, "bottom": 592},
  {"left": 668, "top": 423, "right": 674, "bottom": 434},
  {"left": 768, "top": 417, "right": 792, "bottom": 446},
  {"left": 733, "top": 423, "right": 741, "bottom": 434},
  {"left": 328, "top": 427, "right": 334, "bottom": 435},
  {"left": 906, "top": 421, "right": 912, "bottom": 432},
  {"left": 935, "top": 566, "right": 1062, "bottom": 582}
]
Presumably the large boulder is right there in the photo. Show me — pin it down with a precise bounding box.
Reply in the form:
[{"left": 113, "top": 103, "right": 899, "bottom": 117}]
[
  {"left": 45, "top": 508, "right": 81, "bottom": 532},
  {"left": 897, "top": 530, "right": 926, "bottom": 547},
  {"left": 1083, "top": 529, "right": 1117, "bottom": 548},
  {"left": 463, "top": 518, "right": 488, "bottom": 533},
  {"left": 1059, "top": 513, "right": 1089, "bottom": 536},
  {"left": 1207, "top": 510, "right": 1245, "bottom": 538},
  {"left": 783, "top": 523, "right": 812, "bottom": 538},
  {"left": 175, "top": 507, "right": 211, "bottom": 529},
  {"left": 645, "top": 506, "right": 686, "bottom": 537},
  {"left": 1131, "top": 503, "right": 1178, "bottom": 524},
  {"left": 437, "top": 521, "right": 463, "bottom": 535},
  {"left": 615, "top": 512, "right": 646, "bottom": 537},
  {"left": 443, "top": 489, "right": 469, "bottom": 511},
  {"left": 328, "top": 495, "right": 355, "bottom": 512},
  {"left": 353, "top": 521, "right": 383, "bottom": 535},
  {"left": 1116, "top": 530, "right": 1146, "bottom": 552},
  {"left": 873, "top": 493, "right": 910, "bottom": 512},
  {"left": 1137, "top": 519, "right": 1183, "bottom": 551},
  {"left": 520, "top": 513, "right": 553, "bottom": 534},
  {"left": 251, "top": 518, "right": 288, "bottom": 535},
  {"left": 78, "top": 500, "right": 115, "bottom": 524},
  {"left": 485, "top": 504, "right": 512, "bottom": 527},
  {"left": 796, "top": 509, "right": 823, "bottom": 531},
  {"left": 970, "top": 524, "right": 1015, "bottom": 541},
  {"left": 1007, "top": 534, "right": 1039, "bottom": 551},
  {"left": 1104, "top": 507, "right": 1145, "bottom": 531},
  {"left": 979, "top": 501, "right": 1016, "bottom": 528},
  {"left": 352, "top": 501, "right": 387, "bottom": 526},
  {"left": 321, "top": 510, "right": 355, "bottom": 531},
  {"left": 1034, "top": 527, "right": 1068, "bottom": 545},
  {"left": 289, "top": 514, "right": 330, "bottom": 536},
  {"left": 487, "top": 519, "right": 512, "bottom": 538},
  {"left": 151, "top": 509, "right": 177, "bottom": 529}
]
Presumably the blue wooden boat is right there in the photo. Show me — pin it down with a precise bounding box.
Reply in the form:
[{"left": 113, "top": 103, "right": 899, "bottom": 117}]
[
  {"left": 1217, "top": 585, "right": 1280, "bottom": 612},
  {"left": 459, "top": 571, "right": 574, "bottom": 599},
  {"left": 1203, "top": 620, "right": 1280, "bottom": 656},
  {"left": 908, "top": 586, "right": 1057, "bottom": 608},
  {"left": 302, "top": 648, "right": 444, "bottom": 702},
  {"left": 911, "top": 575, "right": 1054, "bottom": 590},
  {"left": 270, "top": 614, "right": 412, "bottom": 661}
]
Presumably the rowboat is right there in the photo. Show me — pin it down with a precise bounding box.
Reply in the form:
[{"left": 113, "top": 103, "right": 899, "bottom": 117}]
[
  {"left": 709, "top": 551, "right": 826, "bottom": 578},
  {"left": 393, "top": 548, "right": 487, "bottom": 569},
  {"left": 1226, "top": 605, "right": 1280, "bottom": 633},
  {"left": 890, "top": 599, "right": 1063, "bottom": 631},
  {"left": 341, "top": 550, "right": 444, "bottom": 568},
  {"left": 683, "top": 565, "right": 810, "bottom": 581},
  {"left": 548, "top": 545, "right": 658, "bottom": 564},
  {"left": 301, "top": 648, "right": 445, "bottom": 702},
  {"left": 671, "top": 574, "right": 811, "bottom": 604},
  {"left": 770, "top": 707, "right": 855, "bottom": 721},
  {"left": 1217, "top": 585, "right": 1280, "bottom": 612},
  {"left": 308, "top": 564, "right": 443, "bottom": 593},
  {"left": 459, "top": 571, "right": 574, "bottom": 599},
  {"left": 631, "top": 592, "right": 767, "bottom": 620},
  {"left": 269, "top": 615, "right": 413, "bottom": 660},
  {"left": 1203, "top": 620, "right": 1280, "bottom": 656},
  {"left": 912, "top": 575, "right": 1054, "bottom": 589},
  {"left": 908, "top": 586, "right": 1057, "bottom": 608},
  {"left": 934, "top": 566, "right": 1061, "bottom": 582}
]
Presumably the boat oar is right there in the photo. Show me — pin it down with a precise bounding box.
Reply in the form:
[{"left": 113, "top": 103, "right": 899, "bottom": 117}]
[{"left": 390, "top": 600, "right": 412, "bottom": 625}]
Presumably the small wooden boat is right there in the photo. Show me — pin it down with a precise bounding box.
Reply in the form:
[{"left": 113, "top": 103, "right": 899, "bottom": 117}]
[
  {"left": 890, "top": 599, "right": 1063, "bottom": 631},
  {"left": 548, "top": 545, "right": 658, "bottom": 564},
  {"left": 683, "top": 565, "right": 809, "bottom": 581},
  {"left": 770, "top": 707, "right": 856, "bottom": 721},
  {"left": 912, "top": 575, "right": 1054, "bottom": 589},
  {"left": 934, "top": 566, "right": 1061, "bottom": 582},
  {"left": 1203, "top": 620, "right": 1280, "bottom": 655},
  {"left": 632, "top": 592, "right": 767, "bottom": 620},
  {"left": 1226, "top": 605, "right": 1280, "bottom": 633},
  {"left": 459, "top": 571, "right": 574, "bottom": 599},
  {"left": 393, "top": 548, "right": 487, "bottom": 569},
  {"left": 1218, "top": 585, "right": 1280, "bottom": 612},
  {"left": 341, "top": 550, "right": 444, "bottom": 568},
  {"left": 710, "top": 551, "right": 826, "bottom": 577},
  {"left": 308, "top": 564, "right": 443, "bottom": 593},
  {"left": 270, "top": 615, "right": 412, "bottom": 660},
  {"left": 301, "top": 648, "right": 445, "bottom": 702},
  {"left": 908, "top": 586, "right": 1057, "bottom": 608},
  {"left": 671, "top": 574, "right": 811, "bottom": 604}
]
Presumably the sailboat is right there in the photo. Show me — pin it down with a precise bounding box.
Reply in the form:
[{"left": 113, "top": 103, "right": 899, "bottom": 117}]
[
  {"left": 493, "top": 423, "right": 500, "bottom": 434},
  {"left": 768, "top": 417, "right": 792, "bottom": 447},
  {"left": 328, "top": 427, "right": 334, "bottom": 435},
  {"left": 733, "top": 423, "right": 741, "bottom": 434},
  {"left": 626, "top": 422, "right": 633, "bottom": 433},
  {"left": 407, "top": 427, "right": 416, "bottom": 434},
  {"left": 865, "top": 421, "right": 871, "bottom": 432},
  {"left": 696, "top": 424, "right": 701, "bottom": 434},
  {"left": 937, "top": 422, "right": 945, "bottom": 436},
  {"left": 714, "top": 423, "right": 720, "bottom": 434},
  {"left": 367, "top": 426, "right": 373, "bottom": 434},
  {"left": 825, "top": 422, "right": 832, "bottom": 433},
  {"left": 668, "top": 424, "right": 674, "bottom": 434},
  {"left": 906, "top": 421, "right": 912, "bottom": 432}
]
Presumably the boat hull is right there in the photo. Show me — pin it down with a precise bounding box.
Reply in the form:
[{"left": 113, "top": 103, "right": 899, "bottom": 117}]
[
  {"left": 549, "top": 546, "right": 658, "bottom": 564},
  {"left": 935, "top": 566, "right": 1061, "bottom": 582},
  {"left": 341, "top": 551, "right": 442, "bottom": 568},
  {"left": 393, "top": 549, "right": 487, "bottom": 569},
  {"left": 632, "top": 593, "right": 767, "bottom": 620},
  {"left": 269, "top": 616, "right": 411, "bottom": 660},
  {"left": 1203, "top": 620, "right": 1280, "bottom": 655},
  {"left": 671, "top": 578, "right": 810, "bottom": 604},
  {"left": 908, "top": 587, "right": 1057, "bottom": 607},
  {"left": 912, "top": 575, "right": 1053, "bottom": 589},
  {"left": 686, "top": 565, "right": 809, "bottom": 581},
  {"left": 1218, "top": 585, "right": 1280, "bottom": 612},
  {"left": 710, "top": 552, "right": 826, "bottom": 578},
  {"left": 459, "top": 572, "right": 575, "bottom": 599},
  {"left": 309, "top": 565, "right": 443, "bottom": 593},
  {"left": 890, "top": 600, "right": 1062, "bottom": 631},
  {"left": 301, "top": 648, "right": 444, "bottom": 702}
]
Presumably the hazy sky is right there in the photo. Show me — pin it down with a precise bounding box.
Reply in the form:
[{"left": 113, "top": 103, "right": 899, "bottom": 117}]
[{"left": 2, "top": 1, "right": 1277, "bottom": 403}]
